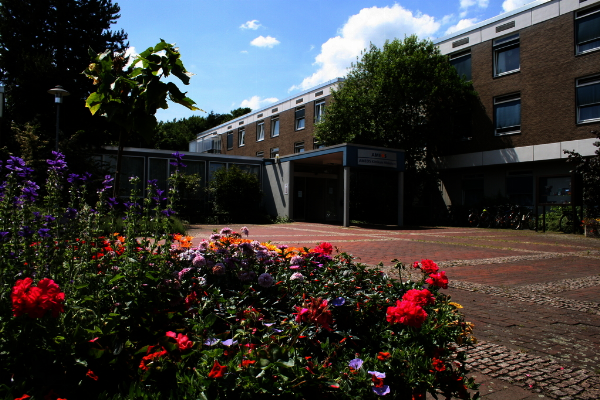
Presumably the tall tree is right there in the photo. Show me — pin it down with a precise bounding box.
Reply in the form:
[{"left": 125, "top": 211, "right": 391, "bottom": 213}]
[
  {"left": 0, "top": 0, "right": 128, "bottom": 152},
  {"left": 314, "top": 35, "right": 477, "bottom": 174}
]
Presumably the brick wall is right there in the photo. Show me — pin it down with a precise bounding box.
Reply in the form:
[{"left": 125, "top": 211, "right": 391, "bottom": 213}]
[{"left": 446, "top": 12, "right": 600, "bottom": 155}]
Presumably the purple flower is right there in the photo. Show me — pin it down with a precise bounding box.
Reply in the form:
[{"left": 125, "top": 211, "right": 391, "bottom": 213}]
[
  {"left": 210, "top": 233, "right": 222, "bottom": 241},
  {"left": 99, "top": 175, "right": 113, "bottom": 193},
  {"left": 6, "top": 156, "right": 33, "bottom": 178},
  {"left": 192, "top": 255, "right": 206, "bottom": 267},
  {"left": 124, "top": 201, "right": 139, "bottom": 209},
  {"left": 37, "top": 228, "right": 51, "bottom": 238},
  {"left": 257, "top": 273, "right": 274, "bottom": 288},
  {"left": 170, "top": 151, "right": 187, "bottom": 171},
  {"left": 18, "top": 226, "right": 35, "bottom": 237},
  {"left": 178, "top": 267, "right": 192, "bottom": 280},
  {"left": 368, "top": 371, "right": 386, "bottom": 379},
  {"left": 67, "top": 173, "right": 80, "bottom": 184},
  {"left": 372, "top": 386, "right": 390, "bottom": 396},
  {"left": 0, "top": 232, "right": 10, "bottom": 241},
  {"left": 44, "top": 215, "right": 56, "bottom": 223},
  {"left": 331, "top": 297, "right": 345, "bottom": 306},
  {"left": 203, "top": 338, "right": 219, "bottom": 346},
  {"left": 161, "top": 208, "right": 175, "bottom": 217},
  {"left": 220, "top": 227, "right": 232, "bottom": 235},
  {"left": 64, "top": 208, "right": 78, "bottom": 219},
  {"left": 20, "top": 180, "right": 40, "bottom": 203},
  {"left": 106, "top": 197, "right": 118, "bottom": 208},
  {"left": 349, "top": 358, "right": 363, "bottom": 370},
  {"left": 222, "top": 339, "right": 238, "bottom": 347},
  {"left": 47, "top": 151, "right": 67, "bottom": 175}
]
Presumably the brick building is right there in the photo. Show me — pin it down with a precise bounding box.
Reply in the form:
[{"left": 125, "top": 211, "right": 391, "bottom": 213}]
[{"left": 434, "top": 0, "right": 600, "bottom": 208}]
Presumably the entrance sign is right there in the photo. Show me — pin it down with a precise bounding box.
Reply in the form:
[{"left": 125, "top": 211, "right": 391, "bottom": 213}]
[{"left": 357, "top": 149, "right": 397, "bottom": 168}]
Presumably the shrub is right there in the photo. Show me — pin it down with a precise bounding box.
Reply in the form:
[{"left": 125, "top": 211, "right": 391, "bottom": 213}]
[
  {"left": 0, "top": 153, "right": 478, "bottom": 399},
  {"left": 208, "top": 165, "right": 262, "bottom": 223}
]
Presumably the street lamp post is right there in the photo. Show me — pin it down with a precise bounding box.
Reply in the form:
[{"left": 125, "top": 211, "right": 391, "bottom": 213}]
[{"left": 47, "top": 85, "right": 70, "bottom": 151}]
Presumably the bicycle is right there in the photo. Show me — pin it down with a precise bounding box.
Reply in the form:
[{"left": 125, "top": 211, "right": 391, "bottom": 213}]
[
  {"left": 467, "top": 208, "right": 480, "bottom": 227},
  {"left": 559, "top": 208, "right": 583, "bottom": 234}
]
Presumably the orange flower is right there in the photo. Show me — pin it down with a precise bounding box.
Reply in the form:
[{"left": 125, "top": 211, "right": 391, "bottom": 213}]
[
  {"left": 208, "top": 360, "right": 227, "bottom": 378},
  {"left": 239, "top": 359, "right": 256, "bottom": 368},
  {"left": 377, "top": 352, "right": 391, "bottom": 361}
]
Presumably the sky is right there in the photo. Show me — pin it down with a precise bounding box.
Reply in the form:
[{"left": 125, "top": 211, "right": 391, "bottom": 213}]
[{"left": 113, "top": 0, "right": 534, "bottom": 122}]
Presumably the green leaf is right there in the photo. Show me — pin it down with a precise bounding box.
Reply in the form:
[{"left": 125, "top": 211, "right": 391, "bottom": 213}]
[
  {"left": 109, "top": 274, "right": 125, "bottom": 284},
  {"left": 89, "top": 347, "right": 105, "bottom": 359}
]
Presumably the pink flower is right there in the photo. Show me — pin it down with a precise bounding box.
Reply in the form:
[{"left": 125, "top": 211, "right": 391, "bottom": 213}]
[
  {"left": 402, "top": 289, "right": 435, "bottom": 306},
  {"left": 416, "top": 259, "right": 439, "bottom": 274},
  {"left": 294, "top": 297, "right": 334, "bottom": 331},
  {"left": 426, "top": 271, "right": 449, "bottom": 289},
  {"left": 313, "top": 242, "right": 333, "bottom": 255},
  {"left": 386, "top": 300, "right": 428, "bottom": 328},
  {"left": 166, "top": 331, "right": 194, "bottom": 351}
]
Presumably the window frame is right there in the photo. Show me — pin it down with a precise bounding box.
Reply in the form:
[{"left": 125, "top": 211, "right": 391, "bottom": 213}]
[
  {"left": 295, "top": 107, "right": 305, "bottom": 130},
  {"left": 270, "top": 147, "right": 279, "bottom": 159},
  {"left": 238, "top": 127, "right": 245, "bottom": 147},
  {"left": 314, "top": 101, "right": 326, "bottom": 123},
  {"left": 575, "top": 5, "right": 600, "bottom": 55},
  {"left": 576, "top": 75, "right": 600, "bottom": 124},
  {"left": 256, "top": 151, "right": 264, "bottom": 158},
  {"left": 493, "top": 33, "right": 520, "bottom": 77},
  {"left": 226, "top": 131, "right": 234, "bottom": 150},
  {"left": 294, "top": 141, "right": 305, "bottom": 153},
  {"left": 449, "top": 49, "right": 472, "bottom": 81},
  {"left": 494, "top": 93, "right": 521, "bottom": 136},
  {"left": 256, "top": 121, "right": 265, "bottom": 141},
  {"left": 271, "top": 116, "right": 280, "bottom": 137},
  {"left": 313, "top": 138, "right": 326, "bottom": 150}
]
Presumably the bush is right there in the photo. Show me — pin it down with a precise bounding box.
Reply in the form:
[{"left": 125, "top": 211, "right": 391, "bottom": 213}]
[
  {"left": 208, "top": 165, "right": 262, "bottom": 223},
  {"left": 0, "top": 153, "right": 478, "bottom": 399}
]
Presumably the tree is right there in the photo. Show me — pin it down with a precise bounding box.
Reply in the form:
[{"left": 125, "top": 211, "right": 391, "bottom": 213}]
[
  {"left": 208, "top": 165, "right": 262, "bottom": 223},
  {"left": 0, "top": 0, "right": 128, "bottom": 152},
  {"left": 314, "top": 35, "right": 477, "bottom": 174},
  {"left": 565, "top": 126, "right": 600, "bottom": 217},
  {"left": 83, "top": 39, "right": 201, "bottom": 196}
]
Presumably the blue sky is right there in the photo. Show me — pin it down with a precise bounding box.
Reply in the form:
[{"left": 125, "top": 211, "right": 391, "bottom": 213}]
[{"left": 113, "top": 0, "right": 532, "bottom": 122}]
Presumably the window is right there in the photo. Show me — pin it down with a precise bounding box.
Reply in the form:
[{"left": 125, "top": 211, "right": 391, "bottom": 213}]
[
  {"left": 450, "top": 50, "right": 471, "bottom": 81},
  {"left": 294, "top": 141, "right": 305, "bottom": 153},
  {"left": 271, "top": 117, "right": 279, "bottom": 137},
  {"left": 270, "top": 147, "right": 279, "bottom": 159},
  {"left": 238, "top": 128, "right": 245, "bottom": 147},
  {"left": 256, "top": 121, "right": 265, "bottom": 141},
  {"left": 493, "top": 33, "right": 520, "bottom": 77},
  {"left": 256, "top": 151, "right": 264, "bottom": 158},
  {"left": 313, "top": 138, "right": 326, "bottom": 149},
  {"left": 576, "top": 5, "right": 600, "bottom": 54},
  {"left": 295, "top": 107, "right": 305, "bottom": 130},
  {"left": 577, "top": 75, "right": 600, "bottom": 123},
  {"left": 226, "top": 131, "right": 233, "bottom": 150},
  {"left": 315, "top": 101, "right": 325, "bottom": 123},
  {"left": 494, "top": 93, "right": 521, "bottom": 135}
]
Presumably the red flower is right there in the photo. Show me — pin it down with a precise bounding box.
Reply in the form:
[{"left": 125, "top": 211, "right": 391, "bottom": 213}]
[
  {"left": 208, "top": 360, "right": 227, "bottom": 378},
  {"left": 371, "top": 374, "right": 385, "bottom": 388},
  {"left": 419, "top": 259, "right": 439, "bottom": 274},
  {"left": 139, "top": 347, "right": 167, "bottom": 371},
  {"left": 294, "top": 297, "right": 334, "bottom": 331},
  {"left": 402, "top": 289, "right": 435, "bottom": 306},
  {"left": 239, "top": 359, "right": 256, "bottom": 368},
  {"left": 313, "top": 242, "right": 333, "bottom": 255},
  {"left": 86, "top": 369, "right": 99, "bottom": 381},
  {"left": 432, "top": 357, "right": 446, "bottom": 372},
  {"left": 14, "top": 395, "right": 30, "bottom": 400},
  {"left": 426, "top": 271, "right": 449, "bottom": 289},
  {"left": 377, "top": 352, "right": 391, "bottom": 361},
  {"left": 166, "top": 331, "right": 193, "bottom": 351},
  {"left": 386, "top": 300, "right": 428, "bottom": 328},
  {"left": 12, "top": 277, "right": 65, "bottom": 318}
]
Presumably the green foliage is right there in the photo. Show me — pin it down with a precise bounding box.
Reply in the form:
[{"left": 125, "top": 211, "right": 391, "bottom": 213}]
[
  {"left": 0, "top": 0, "right": 128, "bottom": 154},
  {"left": 315, "top": 36, "right": 477, "bottom": 173},
  {"left": 208, "top": 165, "right": 262, "bottom": 223},
  {"left": 565, "top": 127, "right": 600, "bottom": 217}
]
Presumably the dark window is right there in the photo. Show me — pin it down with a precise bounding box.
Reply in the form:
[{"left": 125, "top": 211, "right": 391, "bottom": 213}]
[
  {"left": 270, "top": 147, "right": 279, "bottom": 158},
  {"left": 576, "top": 5, "right": 600, "bottom": 54},
  {"left": 315, "top": 101, "right": 325, "bottom": 123},
  {"left": 493, "top": 33, "right": 520, "bottom": 76},
  {"left": 295, "top": 107, "right": 305, "bottom": 130},
  {"left": 494, "top": 93, "right": 521, "bottom": 135},
  {"left": 576, "top": 75, "right": 600, "bottom": 123},
  {"left": 450, "top": 50, "right": 471, "bottom": 81},
  {"left": 238, "top": 128, "right": 245, "bottom": 147},
  {"left": 313, "top": 138, "right": 326, "bottom": 149},
  {"left": 294, "top": 141, "right": 305, "bottom": 153},
  {"left": 256, "top": 151, "right": 264, "bottom": 158},
  {"left": 226, "top": 131, "right": 233, "bottom": 150}
]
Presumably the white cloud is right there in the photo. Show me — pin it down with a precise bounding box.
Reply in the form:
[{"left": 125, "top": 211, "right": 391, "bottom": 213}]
[
  {"left": 240, "top": 50, "right": 248, "bottom": 54},
  {"left": 502, "top": 0, "right": 533, "bottom": 12},
  {"left": 445, "top": 18, "right": 478, "bottom": 35},
  {"left": 240, "top": 20, "right": 261, "bottom": 30},
  {"left": 250, "top": 35, "right": 280, "bottom": 48},
  {"left": 460, "top": 0, "right": 489, "bottom": 9},
  {"left": 289, "top": 4, "right": 440, "bottom": 92},
  {"left": 240, "top": 96, "right": 279, "bottom": 110}
]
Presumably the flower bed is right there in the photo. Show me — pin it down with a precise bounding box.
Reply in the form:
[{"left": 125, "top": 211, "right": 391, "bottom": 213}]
[{"left": 0, "top": 154, "right": 478, "bottom": 399}]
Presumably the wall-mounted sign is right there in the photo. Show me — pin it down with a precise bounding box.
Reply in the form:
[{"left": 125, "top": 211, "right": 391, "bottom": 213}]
[
  {"left": 284, "top": 183, "right": 288, "bottom": 195},
  {"left": 357, "top": 149, "right": 397, "bottom": 168}
]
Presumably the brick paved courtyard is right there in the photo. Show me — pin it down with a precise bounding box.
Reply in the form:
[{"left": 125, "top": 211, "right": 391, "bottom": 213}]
[{"left": 188, "top": 223, "right": 600, "bottom": 400}]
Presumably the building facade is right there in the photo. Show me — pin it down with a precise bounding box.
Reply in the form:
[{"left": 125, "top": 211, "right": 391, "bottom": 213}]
[
  {"left": 189, "top": 78, "right": 343, "bottom": 158},
  {"left": 434, "top": 0, "right": 600, "bottom": 207}
]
